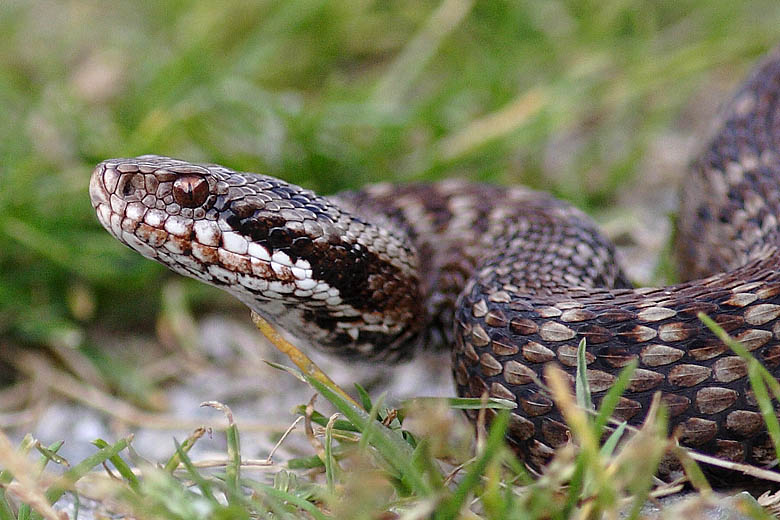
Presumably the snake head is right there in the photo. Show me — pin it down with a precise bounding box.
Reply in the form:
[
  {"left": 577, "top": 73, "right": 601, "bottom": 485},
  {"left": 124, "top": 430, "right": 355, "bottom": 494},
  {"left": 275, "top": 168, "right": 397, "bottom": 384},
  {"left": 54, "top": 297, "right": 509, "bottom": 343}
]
[
  {"left": 90, "top": 155, "right": 423, "bottom": 356},
  {"left": 90, "top": 155, "right": 219, "bottom": 261},
  {"left": 88, "top": 155, "right": 334, "bottom": 295}
]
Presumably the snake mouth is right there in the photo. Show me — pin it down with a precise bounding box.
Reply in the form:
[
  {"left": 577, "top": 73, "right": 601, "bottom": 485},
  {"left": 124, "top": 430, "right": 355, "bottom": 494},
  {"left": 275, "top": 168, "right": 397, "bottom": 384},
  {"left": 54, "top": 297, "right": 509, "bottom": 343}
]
[
  {"left": 88, "top": 158, "right": 171, "bottom": 261},
  {"left": 87, "top": 156, "right": 343, "bottom": 299},
  {"left": 89, "top": 161, "right": 124, "bottom": 245},
  {"left": 88, "top": 163, "right": 110, "bottom": 210}
]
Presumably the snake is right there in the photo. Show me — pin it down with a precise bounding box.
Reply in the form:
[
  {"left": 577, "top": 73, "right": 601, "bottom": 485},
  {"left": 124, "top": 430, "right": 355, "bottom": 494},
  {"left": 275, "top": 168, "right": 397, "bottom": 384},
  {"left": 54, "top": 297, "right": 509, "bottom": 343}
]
[{"left": 89, "top": 48, "right": 780, "bottom": 477}]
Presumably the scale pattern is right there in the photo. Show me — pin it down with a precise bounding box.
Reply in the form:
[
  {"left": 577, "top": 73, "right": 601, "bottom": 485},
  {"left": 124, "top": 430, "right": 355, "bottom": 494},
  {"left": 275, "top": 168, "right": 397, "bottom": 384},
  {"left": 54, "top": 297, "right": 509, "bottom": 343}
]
[{"left": 90, "top": 48, "right": 780, "bottom": 477}]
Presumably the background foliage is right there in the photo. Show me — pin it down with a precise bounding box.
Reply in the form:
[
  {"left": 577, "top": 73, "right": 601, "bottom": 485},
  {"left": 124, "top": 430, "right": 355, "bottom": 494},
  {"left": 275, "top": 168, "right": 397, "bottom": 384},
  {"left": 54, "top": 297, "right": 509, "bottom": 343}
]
[{"left": 2, "top": 0, "right": 780, "bottom": 352}]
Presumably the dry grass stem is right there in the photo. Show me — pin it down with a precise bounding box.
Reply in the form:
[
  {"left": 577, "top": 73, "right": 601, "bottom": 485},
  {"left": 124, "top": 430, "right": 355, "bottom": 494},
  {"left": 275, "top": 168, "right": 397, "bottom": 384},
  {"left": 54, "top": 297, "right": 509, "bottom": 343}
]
[
  {"left": 0, "top": 430, "right": 64, "bottom": 520},
  {"left": 13, "top": 351, "right": 288, "bottom": 432},
  {"left": 251, "top": 311, "right": 360, "bottom": 407},
  {"left": 265, "top": 415, "right": 304, "bottom": 464}
]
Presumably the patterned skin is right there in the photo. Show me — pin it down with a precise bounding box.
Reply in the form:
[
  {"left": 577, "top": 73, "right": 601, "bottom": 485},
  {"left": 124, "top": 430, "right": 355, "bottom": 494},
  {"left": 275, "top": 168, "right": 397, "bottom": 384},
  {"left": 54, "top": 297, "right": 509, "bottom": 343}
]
[{"left": 90, "top": 48, "right": 780, "bottom": 477}]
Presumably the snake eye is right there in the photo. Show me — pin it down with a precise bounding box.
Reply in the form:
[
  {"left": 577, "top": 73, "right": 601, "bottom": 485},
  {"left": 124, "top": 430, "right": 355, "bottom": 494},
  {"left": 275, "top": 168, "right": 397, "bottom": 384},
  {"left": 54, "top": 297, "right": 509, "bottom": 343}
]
[{"left": 173, "top": 174, "right": 209, "bottom": 208}]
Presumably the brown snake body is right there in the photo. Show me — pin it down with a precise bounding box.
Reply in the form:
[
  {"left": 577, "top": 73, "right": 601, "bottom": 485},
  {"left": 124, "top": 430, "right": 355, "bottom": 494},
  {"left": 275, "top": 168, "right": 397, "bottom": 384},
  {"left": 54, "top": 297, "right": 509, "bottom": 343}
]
[{"left": 90, "top": 49, "right": 780, "bottom": 476}]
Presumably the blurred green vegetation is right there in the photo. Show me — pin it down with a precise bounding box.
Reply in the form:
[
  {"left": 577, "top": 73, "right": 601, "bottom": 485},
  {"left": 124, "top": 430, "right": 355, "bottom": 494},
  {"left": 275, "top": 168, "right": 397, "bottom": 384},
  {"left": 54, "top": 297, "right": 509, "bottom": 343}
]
[{"left": 2, "top": 0, "right": 780, "bottom": 350}]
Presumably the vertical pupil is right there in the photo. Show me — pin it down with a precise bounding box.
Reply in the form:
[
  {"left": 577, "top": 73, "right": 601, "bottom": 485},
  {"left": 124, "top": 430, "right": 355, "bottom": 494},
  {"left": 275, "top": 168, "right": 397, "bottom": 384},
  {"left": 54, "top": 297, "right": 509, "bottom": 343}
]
[{"left": 173, "top": 175, "right": 208, "bottom": 207}]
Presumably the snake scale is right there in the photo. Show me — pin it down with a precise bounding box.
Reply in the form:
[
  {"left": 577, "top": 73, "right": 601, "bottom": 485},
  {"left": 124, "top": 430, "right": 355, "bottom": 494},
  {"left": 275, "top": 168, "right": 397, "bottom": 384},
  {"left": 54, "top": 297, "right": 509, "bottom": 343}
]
[{"left": 90, "top": 48, "right": 780, "bottom": 477}]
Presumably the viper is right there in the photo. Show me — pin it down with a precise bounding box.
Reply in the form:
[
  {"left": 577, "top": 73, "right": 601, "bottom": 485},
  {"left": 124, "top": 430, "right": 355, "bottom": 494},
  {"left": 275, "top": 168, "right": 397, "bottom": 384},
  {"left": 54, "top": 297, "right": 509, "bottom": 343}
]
[{"left": 90, "top": 48, "right": 780, "bottom": 476}]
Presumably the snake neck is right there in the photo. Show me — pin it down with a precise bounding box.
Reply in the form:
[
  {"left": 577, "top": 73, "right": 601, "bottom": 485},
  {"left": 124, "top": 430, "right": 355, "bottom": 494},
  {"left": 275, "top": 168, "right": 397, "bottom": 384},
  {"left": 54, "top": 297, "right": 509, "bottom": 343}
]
[
  {"left": 677, "top": 47, "right": 780, "bottom": 281},
  {"left": 213, "top": 183, "right": 434, "bottom": 361},
  {"left": 87, "top": 156, "right": 430, "bottom": 361},
  {"left": 335, "top": 181, "right": 632, "bottom": 356},
  {"left": 237, "top": 204, "right": 431, "bottom": 360}
]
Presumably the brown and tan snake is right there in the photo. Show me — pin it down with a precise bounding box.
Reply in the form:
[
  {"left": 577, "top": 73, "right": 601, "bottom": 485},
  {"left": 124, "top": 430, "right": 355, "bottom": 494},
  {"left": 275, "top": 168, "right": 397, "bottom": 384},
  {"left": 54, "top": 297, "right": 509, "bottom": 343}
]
[{"left": 89, "top": 48, "right": 780, "bottom": 476}]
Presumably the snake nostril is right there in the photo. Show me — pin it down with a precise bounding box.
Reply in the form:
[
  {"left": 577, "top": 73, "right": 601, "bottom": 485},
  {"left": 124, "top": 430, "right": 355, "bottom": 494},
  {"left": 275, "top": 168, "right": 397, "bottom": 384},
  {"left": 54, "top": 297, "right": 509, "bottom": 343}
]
[
  {"left": 118, "top": 173, "right": 145, "bottom": 200},
  {"left": 120, "top": 178, "right": 135, "bottom": 197},
  {"left": 173, "top": 174, "right": 209, "bottom": 208}
]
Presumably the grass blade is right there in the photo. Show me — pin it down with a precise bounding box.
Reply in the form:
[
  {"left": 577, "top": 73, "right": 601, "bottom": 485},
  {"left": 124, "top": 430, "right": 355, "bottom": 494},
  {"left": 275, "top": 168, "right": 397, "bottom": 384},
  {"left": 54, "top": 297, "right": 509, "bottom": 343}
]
[
  {"left": 45, "top": 436, "right": 133, "bottom": 505},
  {"left": 324, "top": 414, "right": 340, "bottom": 495},
  {"left": 575, "top": 338, "right": 593, "bottom": 411},
  {"left": 433, "top": 410, "right": 510, "bottom": 520},
  {"left": 92, "top": 439, "right": 140, "bottom": 493},
  {"left": 304, "top": 373, "right": 429, "bottom": 495},
  {"left": 699, "top": 312, "right": 780, "bottom": 459},
  {"left": 253, "top": 312, "right": 429, "bottom": 495},
  {"left": 163, "top": 427, "right": 206, "bottom": 473},
  {"left": 594, "top": 359, "right": 637, "bottom": 434},
  {"left": 747, "top": 359, "right": 780, "bottom": 459},
  {"left": 245, "top": 481, "right": 330, "bottom": 520}
]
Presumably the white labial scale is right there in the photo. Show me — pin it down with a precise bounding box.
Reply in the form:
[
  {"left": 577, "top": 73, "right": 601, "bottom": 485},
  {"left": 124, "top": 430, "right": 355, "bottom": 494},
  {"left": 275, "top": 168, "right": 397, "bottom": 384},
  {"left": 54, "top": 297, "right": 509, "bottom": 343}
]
[
  {"left": 248, "top": 242, "right": 271, "bottom": 261},
  {"left": 169, "top": 252, "right": 201, "bottom": 270},
  {"left": 208, "top": 264, "right": 237, "bottom": 284},
  {"left": 292, "top": 259, "right": 312, "bottom": 279},
  {"left": 359, "top": 322, "right": 391, "bottom": 333},
  {"left": 165, "top": 215, "right": 192, "bottom": 237},
  {"left": 250, "top": 257, "right": 272, "bottom": 277},
  {"left": 237, "top": 273, "right": 269, "bottom": 292},
  {"left": 144, "top": 209, "right": 167, "bottom": 228},
  {"left": 125, "top": 202, "right": 147, "bottom": 221},
  {"left": 293, "top": 289, "right": 314, "bottom": 297},
  {"left": 363, "top": 313, "right": 382, "bottom": 324},
  {"left": 121, "top": 217, "right": 136, "bottom": 234},
  {"left": 367, "top": 324, "right": 391, "bottom": 334},
  {"left": 163, "top": 238, "right": 186, "bottom": 254},
  {"left": 271, "top": 251, "right": 292, "bottom": 267},
  {"left": 268, "top": 281, "right": 294, "bottom": 294},
  {"left": 191, "top": 243, "right": 213, "bottom": 264},
  {"left": 97, "top": 204, "right": 112, "bottom": 229},
  {"left": 325, "top": 296, "right": 342, "bottom": 306},
  {"left": 295, "top": 278, "right": 318, "bottom": 290},
  {"left": 122, "top": 231, "right": 158, "bottom": 260},
  {"left": 222, "top": 231, "right": 249, "bottom": 255},
  {"left": 270, "top": 262, "right": 286, "bottom": 277},
  {"left": 110, "top": 213, "right": 123, "bottom": 238},
  {"left": 194, "top": 220, "right": 221, "bottom": 247},
  {"left": 110, "top": 194, "right": 127, "bottom": 214},
  {"left": 313, "top": 282, "right": 331, "bottom": 295},
  {"left": 156, "top": 250, "right": 173, "bottom": 264},
  {"left": 166, "top": 262, "right": 193, "bottom": 278}
]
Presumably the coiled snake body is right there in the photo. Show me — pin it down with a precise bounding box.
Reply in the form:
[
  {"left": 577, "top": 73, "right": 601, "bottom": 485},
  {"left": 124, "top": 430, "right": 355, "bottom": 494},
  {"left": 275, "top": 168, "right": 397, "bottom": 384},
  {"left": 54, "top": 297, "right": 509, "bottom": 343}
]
[{"left": 90, "top": 49, "right": 780, "bottom": 475}]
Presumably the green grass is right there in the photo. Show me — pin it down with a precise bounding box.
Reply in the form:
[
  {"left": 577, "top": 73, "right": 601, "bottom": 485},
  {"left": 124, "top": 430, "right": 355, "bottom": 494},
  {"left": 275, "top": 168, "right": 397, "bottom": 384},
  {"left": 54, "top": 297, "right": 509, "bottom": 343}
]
[
  {"left": 3, "top": 0, "right": 780, "bottom": 517},
  {"left": 1, "top": 325, "right": 775, "bottom": 519},
  {"left": 2, "top": 0, "right": 780, "bottom": 348}
]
